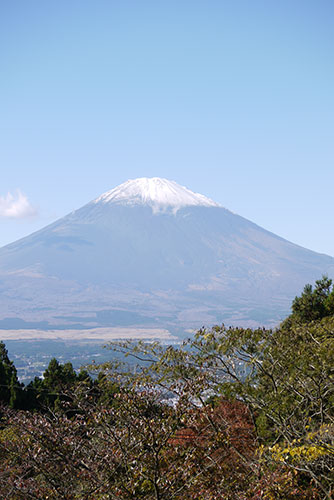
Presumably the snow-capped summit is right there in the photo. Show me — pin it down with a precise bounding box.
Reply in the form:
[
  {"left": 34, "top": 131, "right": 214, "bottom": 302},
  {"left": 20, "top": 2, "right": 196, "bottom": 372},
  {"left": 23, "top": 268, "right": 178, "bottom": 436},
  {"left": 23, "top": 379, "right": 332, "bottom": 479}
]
[{"left": 94, "top": 177, "right": 221, "bottom": 213}]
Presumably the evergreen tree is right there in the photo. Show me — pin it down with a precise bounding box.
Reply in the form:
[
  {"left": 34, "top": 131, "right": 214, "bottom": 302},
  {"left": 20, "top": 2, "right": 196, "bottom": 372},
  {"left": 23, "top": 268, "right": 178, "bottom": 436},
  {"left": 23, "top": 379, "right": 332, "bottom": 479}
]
[
  {"left": 0, "top": 341, "right": 22, "bottom": 408},
  {"left": 284, "top": 275, "right": 334, "bottom": 325}
]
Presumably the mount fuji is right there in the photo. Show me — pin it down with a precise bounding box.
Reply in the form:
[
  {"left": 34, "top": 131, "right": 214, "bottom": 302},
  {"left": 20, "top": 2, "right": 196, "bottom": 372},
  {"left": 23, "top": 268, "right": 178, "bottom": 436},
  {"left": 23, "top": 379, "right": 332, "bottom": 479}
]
[{"left": 1, "top": 177, "right": 333, "bottom": 336}]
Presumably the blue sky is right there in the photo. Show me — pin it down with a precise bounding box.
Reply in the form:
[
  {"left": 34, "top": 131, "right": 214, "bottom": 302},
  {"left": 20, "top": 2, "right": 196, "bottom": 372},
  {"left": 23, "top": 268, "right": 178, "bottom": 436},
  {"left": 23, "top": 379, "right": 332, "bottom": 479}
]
[{"left": 1, "top": 0, "right": 333, "bottom": 255}]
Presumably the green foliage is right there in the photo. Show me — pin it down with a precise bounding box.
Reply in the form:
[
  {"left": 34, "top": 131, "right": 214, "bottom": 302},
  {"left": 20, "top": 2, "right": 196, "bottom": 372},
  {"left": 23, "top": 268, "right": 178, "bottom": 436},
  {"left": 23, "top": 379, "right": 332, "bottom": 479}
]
[
  {"left": 26, "top": 357, "right": 95, "bottom": 412},
  {"left": 0, "top": 341, "right": 23, "bottom": 408},
  {"left": 284, "top": 275, "right": 334, "bottom": 325},
  {"left": 185, "top": 317, "right": 334, "bottom": 496}
]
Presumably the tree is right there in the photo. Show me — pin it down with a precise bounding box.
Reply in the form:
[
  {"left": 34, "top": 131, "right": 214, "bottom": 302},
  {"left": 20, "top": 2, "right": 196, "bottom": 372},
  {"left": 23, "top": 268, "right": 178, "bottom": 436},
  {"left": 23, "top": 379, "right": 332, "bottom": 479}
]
[
  {"left": 182, "top": 320, "right": 334, "bottom": 498},
  {"left": 0, "top": 377, "right": 259, "bottom": 499},
  {"left": 0, "top": 341, "right": 23, "bottom": 408},
  {"left": 0, "top": 278, "right": 333, "bottom": 498},
  {"left": 27, "top": 358, "right": 92, "bottom": 411},
  {"left": 102, "top": 299, "right": 334, "bottom": 498},
  {"left": 284, "top": 275, "right": 334, "bottom": 325}
]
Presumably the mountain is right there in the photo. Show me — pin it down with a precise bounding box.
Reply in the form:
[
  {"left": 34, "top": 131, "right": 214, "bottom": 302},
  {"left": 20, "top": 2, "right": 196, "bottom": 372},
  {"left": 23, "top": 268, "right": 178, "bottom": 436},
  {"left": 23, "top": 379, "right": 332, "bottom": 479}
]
[{"left": 0, "top": 177, "right": 333, "bottom": 336}]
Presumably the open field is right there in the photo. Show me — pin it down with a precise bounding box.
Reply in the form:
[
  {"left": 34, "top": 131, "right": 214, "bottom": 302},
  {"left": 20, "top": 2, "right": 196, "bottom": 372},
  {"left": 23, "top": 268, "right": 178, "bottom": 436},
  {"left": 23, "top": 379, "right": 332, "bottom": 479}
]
[{"left": 0, "top": 327, "right": 177, "bottom": 341}]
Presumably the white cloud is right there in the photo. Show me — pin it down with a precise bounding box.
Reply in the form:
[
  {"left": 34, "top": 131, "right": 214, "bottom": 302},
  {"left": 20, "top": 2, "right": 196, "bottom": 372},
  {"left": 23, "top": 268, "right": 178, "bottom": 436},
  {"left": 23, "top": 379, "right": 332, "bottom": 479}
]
[{"left": 0, "top": 190, "right": 37, "bottom": 218}]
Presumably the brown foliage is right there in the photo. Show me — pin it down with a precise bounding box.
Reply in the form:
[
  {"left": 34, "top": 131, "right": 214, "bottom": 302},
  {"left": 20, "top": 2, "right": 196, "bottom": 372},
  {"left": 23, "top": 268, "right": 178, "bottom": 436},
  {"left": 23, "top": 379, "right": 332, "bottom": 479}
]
[{"left": 168, "top": 399, "right": 257, "bottom": 499}]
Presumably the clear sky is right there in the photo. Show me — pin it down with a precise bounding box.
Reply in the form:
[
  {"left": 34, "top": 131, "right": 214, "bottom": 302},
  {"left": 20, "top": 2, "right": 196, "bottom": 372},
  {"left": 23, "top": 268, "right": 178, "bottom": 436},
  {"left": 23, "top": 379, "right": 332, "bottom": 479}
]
[{"left": 1, "top": 0, "right": 333, "bottom": 256}]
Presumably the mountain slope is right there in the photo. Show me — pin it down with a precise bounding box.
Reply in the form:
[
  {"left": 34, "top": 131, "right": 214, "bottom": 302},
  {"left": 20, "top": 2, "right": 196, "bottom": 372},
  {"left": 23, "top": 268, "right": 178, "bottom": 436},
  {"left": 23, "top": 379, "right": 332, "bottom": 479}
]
[{"left": 0, "top": 178, "right": 333, "bottom": 332}]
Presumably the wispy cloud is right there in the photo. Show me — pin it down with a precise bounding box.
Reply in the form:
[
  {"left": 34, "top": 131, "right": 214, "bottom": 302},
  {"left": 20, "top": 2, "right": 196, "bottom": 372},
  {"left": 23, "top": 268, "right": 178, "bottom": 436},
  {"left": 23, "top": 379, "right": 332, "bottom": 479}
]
[{"left": 0, "top": 190, "right": 37, "bottom": 218}]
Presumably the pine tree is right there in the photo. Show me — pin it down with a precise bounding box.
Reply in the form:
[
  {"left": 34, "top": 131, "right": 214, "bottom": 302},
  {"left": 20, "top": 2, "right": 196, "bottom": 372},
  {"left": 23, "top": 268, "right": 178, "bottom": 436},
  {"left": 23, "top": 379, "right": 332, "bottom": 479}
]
[{"left": 0, "top": 341, "right": 22, "bottom": 407}]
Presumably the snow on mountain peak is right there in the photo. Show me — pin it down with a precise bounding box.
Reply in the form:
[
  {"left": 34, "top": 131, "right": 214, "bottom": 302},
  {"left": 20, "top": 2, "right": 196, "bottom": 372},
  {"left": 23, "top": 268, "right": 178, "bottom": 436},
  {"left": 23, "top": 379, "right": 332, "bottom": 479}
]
[{"left": 94, "top": 178, "right": 221, "bottom": 213}]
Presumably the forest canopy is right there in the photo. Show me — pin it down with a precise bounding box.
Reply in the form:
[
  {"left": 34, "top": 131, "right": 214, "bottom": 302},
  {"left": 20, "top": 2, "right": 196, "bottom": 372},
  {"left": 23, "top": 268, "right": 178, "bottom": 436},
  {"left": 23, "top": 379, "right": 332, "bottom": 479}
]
[{"left": 0, "top": 277, "right": 333, "bottom": 499}]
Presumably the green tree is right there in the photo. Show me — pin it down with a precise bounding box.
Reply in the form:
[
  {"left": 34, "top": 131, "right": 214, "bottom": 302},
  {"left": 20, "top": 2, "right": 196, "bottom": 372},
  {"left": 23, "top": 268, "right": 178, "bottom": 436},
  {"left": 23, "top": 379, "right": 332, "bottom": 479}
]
[
  {"left": 30, "top": 358, "right": 88, "bottom": 410},
  {"left": 0, "top": 341, "right": 23, "bottom": 408},
  {"left": 285, "top": 275, "right": 334, "bottom": 325},
  {"left": 103, "top": 300, "right": 334, "bottom": 498}
]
